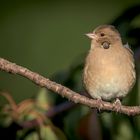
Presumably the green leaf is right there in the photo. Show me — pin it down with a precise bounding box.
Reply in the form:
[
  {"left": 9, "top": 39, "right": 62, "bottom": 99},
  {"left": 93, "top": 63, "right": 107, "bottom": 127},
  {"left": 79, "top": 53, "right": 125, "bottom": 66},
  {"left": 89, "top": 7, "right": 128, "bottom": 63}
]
[
  {"left": 40, "top": 125, "right": 67, "bottom": 140},
  {"left": 36, "top": 88, "right": 54, "bottom": 111}
]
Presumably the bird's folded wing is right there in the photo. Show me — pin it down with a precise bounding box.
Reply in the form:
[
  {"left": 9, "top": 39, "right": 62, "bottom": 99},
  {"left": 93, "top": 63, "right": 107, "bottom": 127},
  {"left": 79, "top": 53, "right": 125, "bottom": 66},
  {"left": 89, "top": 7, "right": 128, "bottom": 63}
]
[{"left": 124, "top": 43, "right": 134, "bottom": 55}]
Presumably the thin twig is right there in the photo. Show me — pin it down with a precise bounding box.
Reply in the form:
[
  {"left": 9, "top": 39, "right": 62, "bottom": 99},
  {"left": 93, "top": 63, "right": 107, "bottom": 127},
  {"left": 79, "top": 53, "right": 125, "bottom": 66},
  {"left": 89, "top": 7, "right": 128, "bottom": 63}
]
[
  {"left": 0, "top": 58, "right": 140, "bottom": 116},
  {"left": 46, "top": 101, "right": 76, "bottom": 117}
]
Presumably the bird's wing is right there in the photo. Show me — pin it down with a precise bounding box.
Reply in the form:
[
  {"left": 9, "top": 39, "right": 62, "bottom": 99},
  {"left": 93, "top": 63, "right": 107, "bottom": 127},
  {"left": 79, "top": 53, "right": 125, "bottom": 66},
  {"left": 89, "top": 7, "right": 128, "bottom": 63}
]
[{"left": 124, "top": 43, "right": 134, "bottom": 55}]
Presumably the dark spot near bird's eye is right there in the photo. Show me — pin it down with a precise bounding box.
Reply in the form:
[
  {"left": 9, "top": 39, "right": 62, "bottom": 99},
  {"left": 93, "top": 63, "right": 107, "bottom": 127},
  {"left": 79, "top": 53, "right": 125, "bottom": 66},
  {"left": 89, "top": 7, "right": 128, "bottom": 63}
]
[
  {"left": 102, "top": 41, "right": 110, "bottom": 49},
  {"left": 100, "top": 33, "right": 105, "bottom": 37}
]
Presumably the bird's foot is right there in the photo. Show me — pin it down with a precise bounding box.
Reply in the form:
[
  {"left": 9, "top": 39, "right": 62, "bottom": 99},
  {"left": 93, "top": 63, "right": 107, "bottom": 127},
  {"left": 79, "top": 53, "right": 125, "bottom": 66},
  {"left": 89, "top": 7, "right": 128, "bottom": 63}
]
[
  {"left": 96, "top": 98, "right": 104, "bottom": 112},
  {"left": 113, "top": 98, "right": 122, "bottom": 112}
]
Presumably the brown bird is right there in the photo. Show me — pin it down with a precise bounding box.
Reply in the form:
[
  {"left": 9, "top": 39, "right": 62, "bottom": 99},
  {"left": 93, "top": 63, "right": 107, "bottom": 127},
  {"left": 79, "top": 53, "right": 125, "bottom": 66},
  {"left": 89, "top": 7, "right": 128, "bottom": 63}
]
[{"left": 83, "top": 25, "right": 136, "bottom": 108}]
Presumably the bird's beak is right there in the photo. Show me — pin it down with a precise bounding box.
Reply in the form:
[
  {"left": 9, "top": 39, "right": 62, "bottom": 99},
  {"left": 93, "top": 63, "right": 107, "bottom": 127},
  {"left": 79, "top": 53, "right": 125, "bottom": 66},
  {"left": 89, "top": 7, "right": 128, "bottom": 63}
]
[{"left": 85, "top": 33, "right": 98, "bottom": 40}]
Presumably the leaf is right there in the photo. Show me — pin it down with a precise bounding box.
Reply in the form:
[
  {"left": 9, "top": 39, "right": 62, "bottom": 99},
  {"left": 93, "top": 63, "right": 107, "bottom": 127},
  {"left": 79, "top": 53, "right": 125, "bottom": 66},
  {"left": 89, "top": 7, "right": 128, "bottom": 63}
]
[
  {"left": 115, "top": 121, "right": 133, "bottom": 140},
  {"left": 64, "top": 105, "right": 89, "bottom": 140},
  {"left": 40, "top": 125, "right": 67, "bottom": 140},
  {"left": 36, "top": 88, "right": 53, "bottom": 111},
  {"left": 77, "top": 111, "right": 102, "bottom": 140},
  {"left": 23, "top": 131, "right": 39, "bottom": 140}
]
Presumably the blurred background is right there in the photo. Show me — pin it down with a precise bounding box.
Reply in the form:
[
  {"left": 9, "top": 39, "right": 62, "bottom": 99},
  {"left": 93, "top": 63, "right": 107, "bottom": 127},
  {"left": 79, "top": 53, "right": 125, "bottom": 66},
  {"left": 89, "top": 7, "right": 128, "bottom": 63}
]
[{"left": 0, "top": 0, "right": 140, "bottom": 140}]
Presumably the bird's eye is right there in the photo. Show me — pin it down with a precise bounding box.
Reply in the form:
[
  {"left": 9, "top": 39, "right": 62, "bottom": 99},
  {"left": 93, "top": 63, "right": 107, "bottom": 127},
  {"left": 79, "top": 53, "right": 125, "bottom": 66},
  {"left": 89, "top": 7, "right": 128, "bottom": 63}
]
[{"left": 100, "top": 33, "right": 105, "bottom": 37}]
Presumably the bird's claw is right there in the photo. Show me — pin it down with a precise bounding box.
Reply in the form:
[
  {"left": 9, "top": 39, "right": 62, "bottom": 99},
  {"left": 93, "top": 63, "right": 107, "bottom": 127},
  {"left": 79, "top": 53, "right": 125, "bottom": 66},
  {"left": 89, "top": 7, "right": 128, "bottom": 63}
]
[
  {"left": 113, "top": 98, "right": 122, "bottom": 112},
  {"left": 97, "top": 99, "right": 104, "bottom": 112}
]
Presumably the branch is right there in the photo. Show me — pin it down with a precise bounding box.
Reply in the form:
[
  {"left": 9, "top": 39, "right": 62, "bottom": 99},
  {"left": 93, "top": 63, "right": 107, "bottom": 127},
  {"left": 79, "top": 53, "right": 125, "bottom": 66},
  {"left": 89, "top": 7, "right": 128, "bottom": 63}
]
[{"left": 0, "top": 58, "right": 140, "bottom": 116}]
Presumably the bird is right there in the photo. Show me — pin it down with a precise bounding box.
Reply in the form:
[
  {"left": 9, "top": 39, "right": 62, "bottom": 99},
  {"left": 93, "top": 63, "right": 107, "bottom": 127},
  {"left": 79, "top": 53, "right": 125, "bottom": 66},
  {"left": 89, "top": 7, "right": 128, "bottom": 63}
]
[{"left": 83, "top": 25, "right": 136, "bottom": 109}]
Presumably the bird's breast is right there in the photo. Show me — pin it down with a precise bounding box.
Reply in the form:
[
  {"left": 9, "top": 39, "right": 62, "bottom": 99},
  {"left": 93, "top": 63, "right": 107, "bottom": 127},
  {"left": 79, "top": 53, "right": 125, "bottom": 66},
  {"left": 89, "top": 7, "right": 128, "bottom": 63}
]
[{"left": 83, "top": 46, "right": 135, "bottom": 100}]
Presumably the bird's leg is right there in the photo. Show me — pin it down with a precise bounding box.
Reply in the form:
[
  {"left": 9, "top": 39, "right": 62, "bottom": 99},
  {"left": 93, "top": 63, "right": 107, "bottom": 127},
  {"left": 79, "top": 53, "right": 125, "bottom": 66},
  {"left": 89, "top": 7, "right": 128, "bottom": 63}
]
[{"left": 113, "top": 98, "right": 122, "bottom": 112}]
